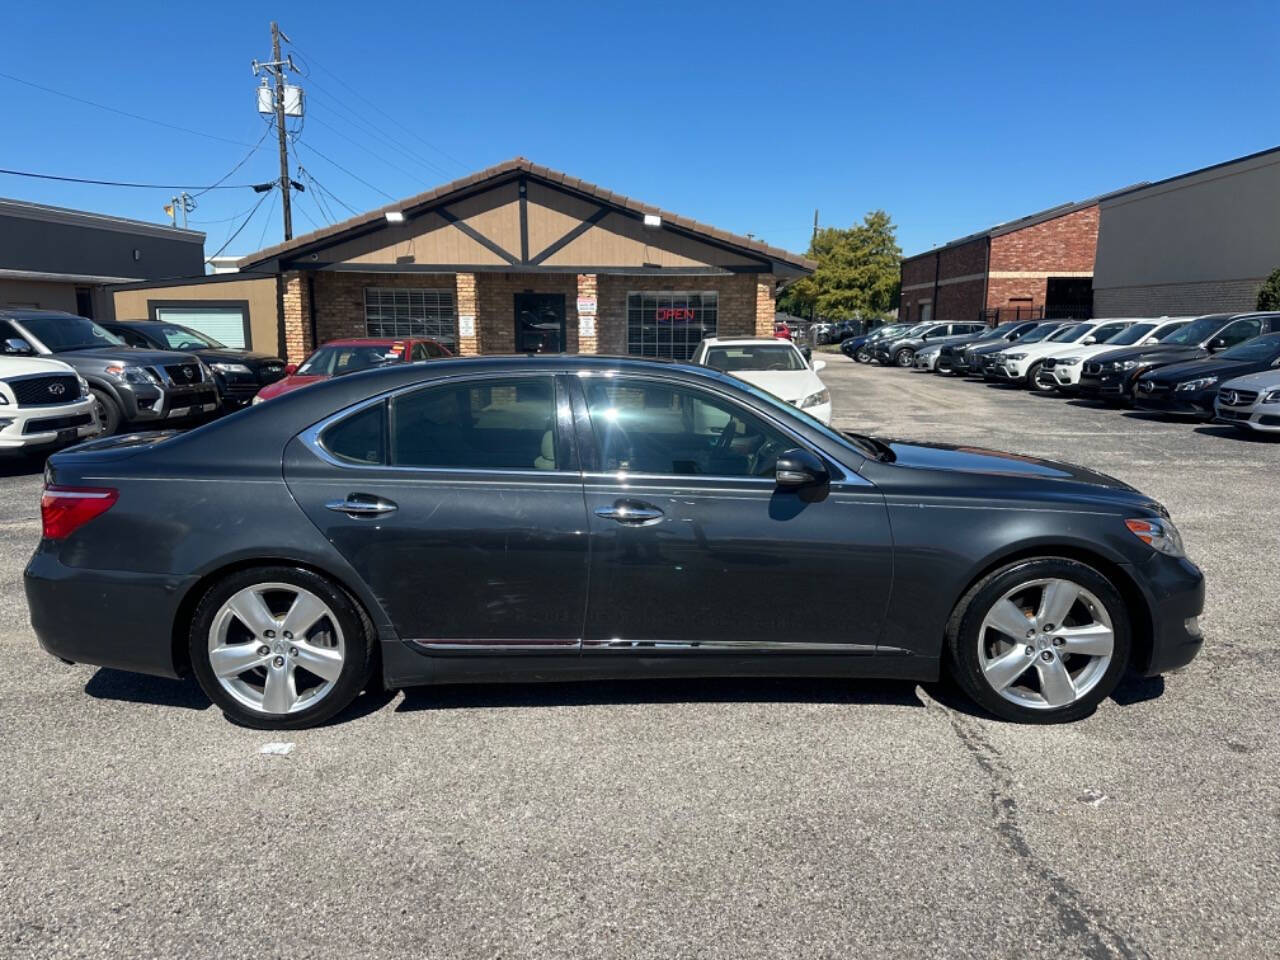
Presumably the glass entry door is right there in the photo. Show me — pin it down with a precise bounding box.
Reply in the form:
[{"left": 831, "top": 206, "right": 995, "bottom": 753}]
[{"left": 514, "top": 293, "right": 565, "bottom": 353}]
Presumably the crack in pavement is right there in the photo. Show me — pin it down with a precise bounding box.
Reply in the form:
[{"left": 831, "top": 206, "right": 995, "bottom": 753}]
[{"left": 921, "top": 688, "right": 1149, "bottom": 960}]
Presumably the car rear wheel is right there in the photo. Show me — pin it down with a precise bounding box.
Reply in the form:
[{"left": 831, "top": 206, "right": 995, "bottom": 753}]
[
  {"left": 854, "top": 347, "right": 872, "bottom": 363},
  {"left": 946, "top": 558, "right": 1131, "bottom": 723},
  {"left": 90, "top": 389, "right": 121, "bottom": 436},
  {"left": 189, "top": 566, "right": 375, "bottom": 729},
  {"left": 895, "top": 348, "right": 915, "bottom": 367}
]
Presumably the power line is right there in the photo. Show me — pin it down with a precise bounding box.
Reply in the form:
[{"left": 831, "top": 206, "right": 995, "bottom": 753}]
[
  {"left": 206, "top": 187, "right": 275, "bottom": 262},
  {"left": 302, "top": 81, "right": 454, "bottom": 180},
  {"left": 303, "top": 167, "right": 362, "bottom": 218},
  {"left": 305, "top": 113, "right": 428, "bottom": 186},
  {"left": 257, "top": 188, "right": 280, "bottom": 248},
  {"left": 189, "top": 200, "right": 270, "bottom": 225},
  {"left": 191, "top": 127, "right": 273, "bottom": 198},
  {"left": 284, "top": 41, "right": 470, "bottom": 171},
  {"left": 0, "top": 70, "right": 262, "bottom": 148},
  {"left": 0, "top": 167, "right": 269, "bottom": 191},
  {"left": 294, "top": 140, "right": 396, "bottom": 201}
]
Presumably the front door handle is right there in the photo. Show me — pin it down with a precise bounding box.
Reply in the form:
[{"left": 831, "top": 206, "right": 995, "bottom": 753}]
[
  {"left": 325, "top": 494, "right": 398, "bottom": 518},
  {"left": 594, "top": 499, "right": 664, "bottom": 525}
]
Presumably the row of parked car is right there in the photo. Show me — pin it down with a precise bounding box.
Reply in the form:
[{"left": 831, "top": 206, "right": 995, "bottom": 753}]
[
  {"left": 0, "top": 307, "right": 454, "bottom": 456},
  {"left": 840, "top": 312, "right": 1280, "bottom": 435}
]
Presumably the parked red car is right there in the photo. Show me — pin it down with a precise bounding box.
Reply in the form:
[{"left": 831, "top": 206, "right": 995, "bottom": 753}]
[
  {"left": 253, "top": 337, "right": 452, "bottom": 403},
  {"left": 773, "top": 320, "right": 793, "bottom": 341}
]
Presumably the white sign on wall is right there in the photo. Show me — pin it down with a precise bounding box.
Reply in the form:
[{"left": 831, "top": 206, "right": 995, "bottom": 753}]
[
  {"left": 459, "top": 314, "right": 476, "bottom": 337},
  {"left": 579, "top": 316, "right": 596, "bottom": 338},
  {"left": 576, "top": 296, "right": 597, "bottom": 315}
]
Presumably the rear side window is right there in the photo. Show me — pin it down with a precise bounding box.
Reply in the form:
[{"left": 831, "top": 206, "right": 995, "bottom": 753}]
[
  {"left": 1218, "top": 318, "right": 1261, "bottom": 348},
  {"left": 390, "top": 377, "right": 557, "bottom": 470},
  {"left": 320, "top": 402, "right": 386, "bottom": 465}
]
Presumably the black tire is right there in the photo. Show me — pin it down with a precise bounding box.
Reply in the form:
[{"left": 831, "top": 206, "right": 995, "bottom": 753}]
[
  {"left": 854, "top": 347, "right": 871, "bottom": 363},
  {"left": 91, "top": 389, "right": 121, "bottom": 436},
  {"left": 894, "top": 348, "right": 915, "bottom": 367},
  {"left": 1027, "top": 362, "right": 1055, "bottom": 393},
  {"left": 945, "top": 557, "right": 1131, "bottom": 724},
  {"left": 188, "top": 565, "right": 376, "bottom": 729}
]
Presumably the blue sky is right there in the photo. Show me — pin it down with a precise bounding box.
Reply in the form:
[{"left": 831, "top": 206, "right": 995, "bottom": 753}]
[{"left": 3, "top": 0, "right": 1277, "bottom": 262}]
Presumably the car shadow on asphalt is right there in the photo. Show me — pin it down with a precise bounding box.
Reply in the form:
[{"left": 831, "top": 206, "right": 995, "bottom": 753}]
[
  {"left": 1193, "top": 424, "right": 1279, "bottom": 442},
  {"left": 85, "top": 668, "right": 211, "bottom": 710},
  {"left": 922, "top": 672, "right": 1165, "bottom": 722},
  {"left": 396, "top": 676, "right": 924, "bottom": 713}
]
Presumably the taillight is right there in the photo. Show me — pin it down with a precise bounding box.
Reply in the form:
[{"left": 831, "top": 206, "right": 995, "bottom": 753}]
[{"left": 41, "top": 485, "right": 118, "bottom": 540}]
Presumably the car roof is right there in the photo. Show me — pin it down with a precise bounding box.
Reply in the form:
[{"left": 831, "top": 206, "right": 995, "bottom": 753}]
[
  {"left": 315, "top": 337, "right": 436, "bottom": 347},
  {"left": 0, "top": 308, "right": 86, "bottom": 321},
  {"left": 699, "top": 337, "right": 796, "bottom": 346}
]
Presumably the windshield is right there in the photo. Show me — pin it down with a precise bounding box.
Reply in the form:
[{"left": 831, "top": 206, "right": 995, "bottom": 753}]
[
  {"left": 727, "top": 375, "right": 881, "bottom": 463},
  {"left": 151, "top": 323, "right": 223, "bottom": 350},
  {"left": 1104, "top": 322, "right": 1157, "bottom": 346},
  {"left": 1162, "top": 315, "right": 1229, "bottom": 346},
  {"left": 17, "top": 314, "right": 124, "bottom": 352},
  {"left": 976, "top": 323, "right": 1016, "bottom": 341},
  {"left": 1014, "top": 323, "right": 1063, "bottom": 344},
  {"left": 1220, "top": 333, "right": 1280, "bottom": 361},
  {"left": 704, "top": 344, "right": 806, "bottom": 372},
  {"left": 869, "top": 325, "right": 907, "bottom": 340},
  {"left": 297, "top": 344, "right": 402, "bottom": 377},
  {"left": 1047, "top": 324, "right": 1087, "bottom": 343}
]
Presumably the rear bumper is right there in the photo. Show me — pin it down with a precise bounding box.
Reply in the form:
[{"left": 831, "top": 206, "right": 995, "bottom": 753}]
[
  {"left": 1132, "top": 552, "right": 1205, "bottom": 676},
  {"left": 25, "top": 548, "right": 196, "bottom": 678}
]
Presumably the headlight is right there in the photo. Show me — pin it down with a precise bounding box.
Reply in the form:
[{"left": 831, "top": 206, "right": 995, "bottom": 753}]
[
  {"left": 1125, "top": 517, "right": 1185, "bottom": 557},
  {"left": 104, "top": 364, "right": 160, "bottom": 386},
  {"left": 1059, "top": 356, "right": 1083, "bottom": 366},
  {"left": 1264, "top": 389, "right": 1280, "bottom": 404},
  {"left": 76, "top": 374, "right": 89, "bottom": 395},
  {"left": 1004, "top": 353, "right": 1027, "bottom": 361},
  {"left": 1111, "top": 359, "right": 1141, "bottom": 371},
  {"left": 799, "top": 389, "right": 830, "bottom": 409},
  {"left": 1175, "top": 376, "right": 1217, "bottom": 392},
  {"left": 251, "top": 395, "right": 264, "bottom": 405},
  {"left": 209, "top": 362, "right": 252, "bottom": 375}
]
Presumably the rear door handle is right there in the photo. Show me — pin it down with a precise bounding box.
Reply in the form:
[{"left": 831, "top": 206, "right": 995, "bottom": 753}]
[
  {"left": 594, "top": 499, "right": 664, "bottom": 525},
  {"left": 325, "top": 495, "right": 398, "bottom": 517}
]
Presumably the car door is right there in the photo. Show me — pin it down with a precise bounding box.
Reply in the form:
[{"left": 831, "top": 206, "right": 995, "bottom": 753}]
[
  {"left": 282, "top": 371, "right": 589, "bottom": 650},
  {"left": 569, "top": 373, "right": 893, "bottom": 657}
]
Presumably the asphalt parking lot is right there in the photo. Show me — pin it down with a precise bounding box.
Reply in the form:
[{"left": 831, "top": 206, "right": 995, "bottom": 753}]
[{"left": 2, "top": 352, "right": 1277, "bottom": 959}]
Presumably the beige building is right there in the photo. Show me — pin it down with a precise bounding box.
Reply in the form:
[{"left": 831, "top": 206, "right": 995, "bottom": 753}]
[
  {"left": 1093, "top": 146, "right": 1280, "bottom": 316},
  {"left": 113, "top": 158, "right": 813, "bottom": 363}
]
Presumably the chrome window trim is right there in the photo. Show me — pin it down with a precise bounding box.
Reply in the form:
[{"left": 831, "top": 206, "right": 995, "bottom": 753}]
[
  {"left": 299, "top": 371, "right": 579, "bottom": 476},
  {"left": 411, "top": 639, "right": 581, "bottom": 652},
  {"left": 408, "top": 639, "right": 877, "bottom": 654}
]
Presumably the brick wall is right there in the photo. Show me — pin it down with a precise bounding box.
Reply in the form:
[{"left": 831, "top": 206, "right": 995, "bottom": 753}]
[
  {"left": 755, "top": 279, "right": 775, "bottom": 334},
  {"left": 595, "top": 274, "right": 762, "bottom": 354},
  {"left": 577, "top": 274, "right": 598, "bottom": 354},
  {"left": 310, "top": 272, "right": 455, "bottom": 347},
  {"left": 280, "top": 271, "right": 311, "bottom": 363},
  {"left": 989, "top": 205, "right": 1097, "bottom": 274},
  {"left": 455, "top": 273, "right": 477, "bottom": 355},
  {"left": 899, "top": 238, "right": 988, "bottom": 322},
  {"left": 474, "top": 272, "right": 579, "bottom": 353},
  {"left": 1095, "top": 278, "right": 1264, "bottom": 318}
]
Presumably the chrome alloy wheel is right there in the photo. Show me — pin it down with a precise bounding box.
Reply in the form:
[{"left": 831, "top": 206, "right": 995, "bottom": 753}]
[
  {"left": 976, "top": 578, "right": 1114, "bottom": 710},
  {"left": 207, "top": 583, "right": 346, "bottom": 716}
]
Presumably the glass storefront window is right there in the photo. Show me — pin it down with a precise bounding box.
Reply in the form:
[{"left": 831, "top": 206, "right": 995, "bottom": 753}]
[{"left": 626, "top": 291, "right": 718, "bottom": 361}]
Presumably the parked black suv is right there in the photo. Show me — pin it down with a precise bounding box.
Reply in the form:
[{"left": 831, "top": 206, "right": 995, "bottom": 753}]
[
  {"left": 961, "top": 321, "right": 1071, "bottom": 379},
  {"left": 102, "top": 319, "right": 286, "bottom": 410},
  {"left": 936, "top": 320, "right": 1040, "bottom": 374},
  {"left": 1078, "top": 312, "right": 1280, "bottom": 403},
  {"left": 0, "top": 309, "right": 219, "bottom": 434},
  {"left": 1133, "top": 331, "right": 1280, "bottom": 418}
]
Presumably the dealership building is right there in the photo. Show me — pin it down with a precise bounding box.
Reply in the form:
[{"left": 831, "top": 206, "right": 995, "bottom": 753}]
[{"left": 112, "top": 159, "right": 814, "bottom": 362}]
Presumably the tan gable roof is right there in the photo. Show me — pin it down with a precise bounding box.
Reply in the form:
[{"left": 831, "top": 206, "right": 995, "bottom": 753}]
[{"left": 238, "top": 158, "right": 815, "bottom": 273}]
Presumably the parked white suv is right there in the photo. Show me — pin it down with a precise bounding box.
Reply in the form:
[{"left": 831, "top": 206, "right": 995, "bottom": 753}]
[
  {"left": 1038, "top": 318, "right": 1191, "bottom": 392},
  {"left": 993, "top": 320, "right": 1135, "bottom": 390},
  {"left": 0, "top": 354, "right": 100, "bottom": 454},
  {"left": 1214, "top": 369, "right": 1280, "bottom": 434},
  {"left": 692, "top": 337, "right": 832, "bottom": 423}
]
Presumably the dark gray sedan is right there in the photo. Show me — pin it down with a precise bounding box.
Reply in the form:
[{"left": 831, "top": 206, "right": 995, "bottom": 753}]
[{"left": 26, "top": 355, "right": 1204, "bottom": 728}]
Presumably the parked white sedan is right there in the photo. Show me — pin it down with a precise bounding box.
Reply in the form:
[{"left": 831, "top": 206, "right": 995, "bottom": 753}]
[{"left": 692, "top": 337, "right": 832, "bottom": 423}]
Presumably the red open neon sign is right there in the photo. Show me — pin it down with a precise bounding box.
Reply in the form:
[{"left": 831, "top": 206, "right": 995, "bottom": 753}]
[{"left": 655, "top": 307, "right": 696, "bottom": 322}]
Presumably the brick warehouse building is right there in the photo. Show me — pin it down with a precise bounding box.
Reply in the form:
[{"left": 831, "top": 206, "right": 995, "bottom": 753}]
[
  {"left": 112, "top": 159, "right": 814, "bottom": 362},
  {"left": 897, "top": 190, "right": 1136, "bottom": 326}
]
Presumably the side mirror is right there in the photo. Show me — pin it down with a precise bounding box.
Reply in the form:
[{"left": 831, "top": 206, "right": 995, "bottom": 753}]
[
  {"left": 1082, "top": 336, "right": 1096, "bottom": 345},
  {"left": 1207, "top": 338, "right": 1226, "bottom": 352},
  {"left": 775, "top": 448, "right": 829, "bottom": 488},
  {"left": 3, "top": 337, "right": 34, "bottom": 355},
  {"left": 812, "top": 359, "right": 827, "bottom": 372},
  {"left": 799, "top": 345, "right": 812, "bottom": 362},
  {"left": 284, "top": 362, "right": 299, "bottom": 375}
]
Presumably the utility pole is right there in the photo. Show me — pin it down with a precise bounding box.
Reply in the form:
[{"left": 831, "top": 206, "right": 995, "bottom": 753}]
[
  {"left": 253, "top": 23, "right": 295, "bottom": 241},
  {"left": 812, "top": 208, "right": 819, "bottom": 245}
]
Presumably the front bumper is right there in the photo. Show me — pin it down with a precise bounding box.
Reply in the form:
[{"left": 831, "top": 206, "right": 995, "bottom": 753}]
[
  {"left": 914, "top": 352, "right": 940, "bottom": 371},
  {"left": 1133, "top": 385, "right": 1216, "bottom": 417},
  {"left": 0, "top": 398, "right": 100, "bottom": 451},
  {"left": 1131, "top": 551, "right": 1205, "bottom": 676},
  {"left": 1077, "top": 370, "right": 1135, "bottom": 398},
  {"left": 1214, "top": 402, "right": 1280, "bottom": 432},
  {"left": 994, "top": 359, "right": 1030, "bottom": 382},
  {"left": 25, "top": 548, "right": 196, "bottom": 678}
]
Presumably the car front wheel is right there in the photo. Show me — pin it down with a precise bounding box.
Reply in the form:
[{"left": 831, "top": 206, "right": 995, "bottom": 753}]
[
  {"left": 189, "top": 566, "right": 375, "bottom": 729},
  {"left": 90, "top": 389, "right": 121, "bottom": 436},
  {"left": 946, "top": 558, "right": 1131, "bottom": 723},
  {"left": 855, "top": 347, "right": 871, "bottom": 363},
  {"left": 1027, "top": 362, "right": 1055, "bottom": 393},
  {"left": 895, "top": 348, "right": 915, "bottom": 367}
]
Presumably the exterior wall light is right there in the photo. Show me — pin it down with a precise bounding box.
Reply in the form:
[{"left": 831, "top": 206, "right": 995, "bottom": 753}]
[
  {"left": 385, "top": 211, "right": 406, "bottom": 223},
  {"left": 643, "top": 214, "right": 662, "bottom": 228}
]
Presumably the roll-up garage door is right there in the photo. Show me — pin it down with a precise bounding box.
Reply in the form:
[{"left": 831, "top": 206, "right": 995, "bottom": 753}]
[{"left": 153, "top": 306, "right": 249, "bottom": 349}]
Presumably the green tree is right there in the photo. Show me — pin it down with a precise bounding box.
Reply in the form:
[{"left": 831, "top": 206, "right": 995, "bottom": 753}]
[
  {"left": 779, "top": 210, "right": 902, "bottom": 320},
  {"left": 1257, "top": 267, "right": 1280, "bottom": 310}
]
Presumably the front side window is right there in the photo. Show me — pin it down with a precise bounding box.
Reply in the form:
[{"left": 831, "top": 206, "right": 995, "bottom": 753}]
[
  {"left": 1090, "top": 323, "right": 1131, "bottom": 343},
  {"left": 364, "top": 288, "right": 457, "bottom": 348},
  {"left": 1217, "top": 318, "right": 1262, "bottom": 348},
  {"left": 703, "top": 344, "right": 806, "bottom": 373},
  {"left": 152, "top": 324, "right": 223, "bottom": 350},
  {"left": 1162, "top": 315, "right": 1229, "bottom": 346},
  {"left": 583, "top": 378, "right": 793, "bottom": 477},
  {"left": 627, "top": 292, "right": 718, "bottom": 361},
  {"left": 1220, "top": 333, "right": 1280, "bottom": 362},
  {"left": 390, "top": 377, "right": 558, "bottom": 471},
  {"left": 1047, "top": 324, "right": 1087, "bottom": 343}
]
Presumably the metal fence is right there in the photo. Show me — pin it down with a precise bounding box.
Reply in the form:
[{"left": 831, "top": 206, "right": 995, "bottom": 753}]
[{"left": 979, "top": 303, "right": 1092, "bottom": 325}]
